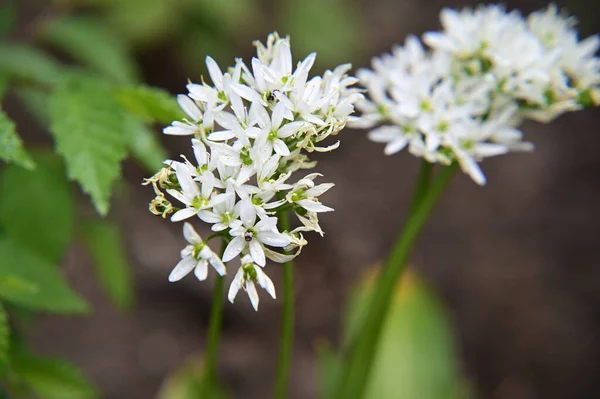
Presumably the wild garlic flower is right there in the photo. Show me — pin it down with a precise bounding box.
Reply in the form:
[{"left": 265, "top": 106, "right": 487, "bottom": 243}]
[
  {"left": 169, "top": 223, "right": 225, "bottom": 282},
  {"left": 228, "top": 254, "right": 276, "bottom": 311},
  {"left": 146, "top": 32, "right": 360, "bottom": 310},
  {"left": 355, "top": 4, "right": 600, "bottom": 185}
]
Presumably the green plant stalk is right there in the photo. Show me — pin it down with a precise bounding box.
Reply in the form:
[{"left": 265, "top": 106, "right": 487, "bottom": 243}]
[
  {"left": 409, "top": 161, "right": 433, "bottom": 214},
  {"left": 202, "top": 238, "right": 227, "bottom": 396},
  {"left": 274, "top": 208, "right": 294, "bottom": 399},
  {"left": 335, "top": 162, "right": 458, "bottom": 399}
]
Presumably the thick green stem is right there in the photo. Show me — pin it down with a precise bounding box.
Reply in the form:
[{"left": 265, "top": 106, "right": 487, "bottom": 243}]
[
  {"left": 335, "top": 162, "right": 457, "bottom": 399},
  {"left": 202, "top": 239, "right": 227, "bottom": 396},
  {"left": 274, "top": 209, "right": 294, "bottom": 399}
]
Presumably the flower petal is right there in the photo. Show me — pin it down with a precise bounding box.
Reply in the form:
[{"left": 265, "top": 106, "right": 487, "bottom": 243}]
[
  {"left": 177, "top": 95, "right": 202, "bottom": 121},
  {"left": 208, "top": 255, "right": 226, "bottom": 276},
  {"left": 223, "top": 236, "right": 246, "bottom": 262},
  {"left": 246, "top": 281, "right": 259, "bottom": 311},
  {"left": 168, "top": 256, "right": 197, "bottom": 282},
  {"left": 240, "top": 199, "right": 257, "bottom": 226},
  {"left": 255, "top": 267, "right": 276, "bottom": 299},
  {"left": 257, "top": 231, "right": 290, "bottom": 247},
  {"left": 249, "top": 239, "right": 266, "bottom": 266},
  {"left": 183, "top": 222, "right": 201, "bottom": 244},
  {"left": 228, "top": 267, "right": 244, "bottom": 303},
  {"left": 194, "top": 259, "right": 209, "bottom": 281},
  {"left": 206, "top": 56, "right": 224, "bottom": 90},
  {"left": 171, "top": 207, "right": 197, "bottom": 222},
  {"left": 297, "top": 199, "right": 334, "bottom": 213}
]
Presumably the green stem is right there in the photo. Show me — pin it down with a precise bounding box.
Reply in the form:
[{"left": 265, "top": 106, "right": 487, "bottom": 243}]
[
  {"left": 335, "top": 162, "right": 458, "bottom": 399},
  {"left": 202, "top": 238, "right": 227, "bottom": 396},
  {"left": 409, "top": 161, "right": 433, "bottom": 214},
  {"left": 274, "top": 209, "right": 294, "bottom": 399}
]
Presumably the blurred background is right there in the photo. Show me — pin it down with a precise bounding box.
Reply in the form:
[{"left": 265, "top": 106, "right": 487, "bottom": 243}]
[{"left": 3, "top": 0, "right": 600, "bottom": 398}]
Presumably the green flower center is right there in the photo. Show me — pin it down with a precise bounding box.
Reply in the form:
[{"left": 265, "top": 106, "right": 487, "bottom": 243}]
[
  {"left": 243, "top": 263, "right": 257, "bottom": 280},
  {"left": 192, "top": 242, "right": 206, "bottom": 258},
  {"left": 240, "top": 148, "right": 253, "bottom": 165},
  {"left": 192, "top": 195, "right": 209, "bottom": 209},
  {"left": 290, "top": 189, "right": 306, "bottom": 202},
  {"left": 436, "top": 120, "right": 449, "bottom": 132},
  {"left": 221, "top": 211, "right": 233, "bottom": 223}
]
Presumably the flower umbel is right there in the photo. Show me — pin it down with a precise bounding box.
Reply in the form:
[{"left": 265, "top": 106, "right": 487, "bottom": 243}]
[
  {"left": 354, "top": 4, "right": 600, "bottom": 185},
  {"left": 146, "top": 32, "right": 360, "bottom": 310}
]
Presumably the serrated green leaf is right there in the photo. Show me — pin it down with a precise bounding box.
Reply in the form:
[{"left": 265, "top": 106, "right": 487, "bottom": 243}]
[
  {"left": 50, "top": 75, "right": 128, "bottom": 215},
  {"left": 0, "top": 152, "right": 74, "bottom": 262},
  {"left": 115, "top": 85, "right": 183, "bottom": 125},
  {"left": 0, "top": 110, "right": 35, "bottom": 170},
  {"left": 10, "top": 349, "right": 98, "bottom": 399},
  {"left": 0, "top": 238, "right": 89, "bottom": 314},
  {"left": 0, "top": 42, "right": 62, "bottom": 85},
  {"left": 0, "top": 302, "right": 8, "bottom": 374},
  {"left": 41, "top": 16, "right": 139, "bottom": 84},
  {"left": 124, "top": 114, "right": 167, "bottom": 172},
  {"left": 81, "top": 220, "right": 134, "bottom": 311}
]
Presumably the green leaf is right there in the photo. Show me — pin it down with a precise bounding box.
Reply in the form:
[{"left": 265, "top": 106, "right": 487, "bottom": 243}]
[
  {"left": 0, "top": 302, "right": 8, "bottom": 374},
  {"left": 50, "top": 75, "right": 128, "bottom": 215},
  {"left": 0, "top": 152, "right": 74, "bottom": 262},
  {"left": 115, "top": 85, "right": 184, "bottom": 125},
  {"left": 339, "top": 269, "right": 471, "bottom": 399},
  {"left": 0, "top": 238, "right": 89, "bottom": 314},
  {"left": 10, "top": 349, "right": 98, "bottom": 399},
  {"left": 81, "top": 220, "right": 134, "bottom": 311},
  {"left": 0, "top": 42, "right": 62, "bottom": 85},
  {"left": 0, "top": 110, "right": 35, "bottom": 170},
  {"left": 316, "top": 341, "right": 341, "bottom": 399},
  {"left": 41, "top": 16, "right": 139, "bottom": 84},
  {"left": 124, "top": 114, "right": 168, "bottom": 172},
  {"left": 0, "top": 276, "right": 38, "bottom": 301}
]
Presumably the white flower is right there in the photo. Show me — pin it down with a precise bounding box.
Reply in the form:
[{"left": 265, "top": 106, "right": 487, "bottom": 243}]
[
  {"left": 223, "top": 203, "right": 289, "bottom": 266},
  {"left": 197, "top": 184, "right": 239, "bottom": 231},
  {"left": 169, "top": 223, "right": 225, "bottom": 282},
  {"left": 228, "top": 255, "right": 276, "bottom": 311},
  {"left": 252, "top": 102, "right": 308, "bottom": 156},
  {"left": 286, "top": 173, "right": 334, "bottom": 213},
  {"left": 356, "top": 5, "right": 599, "bottom": 185},
  {"left": 167, "top": 163, "right": 225, "bottom": 222},
  {"left": 147, "top": 32, "right": 359, "bottom": 308}
]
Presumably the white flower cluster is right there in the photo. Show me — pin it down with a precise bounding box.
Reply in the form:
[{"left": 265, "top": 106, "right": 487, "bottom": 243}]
[
  {"left": 145, "top": 32, "right": 360, "bottom": 310},
  {"left": 355, "top": 5, "right": 600, "bottom": 185}
]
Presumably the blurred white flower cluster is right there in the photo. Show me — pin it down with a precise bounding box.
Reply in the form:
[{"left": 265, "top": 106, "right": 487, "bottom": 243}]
[
  {"left": 145, "top": 32, "right": 360, "bottom": 310},
  {"left": 355, "top": 5, "right": 600, "bottom": 184}
]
